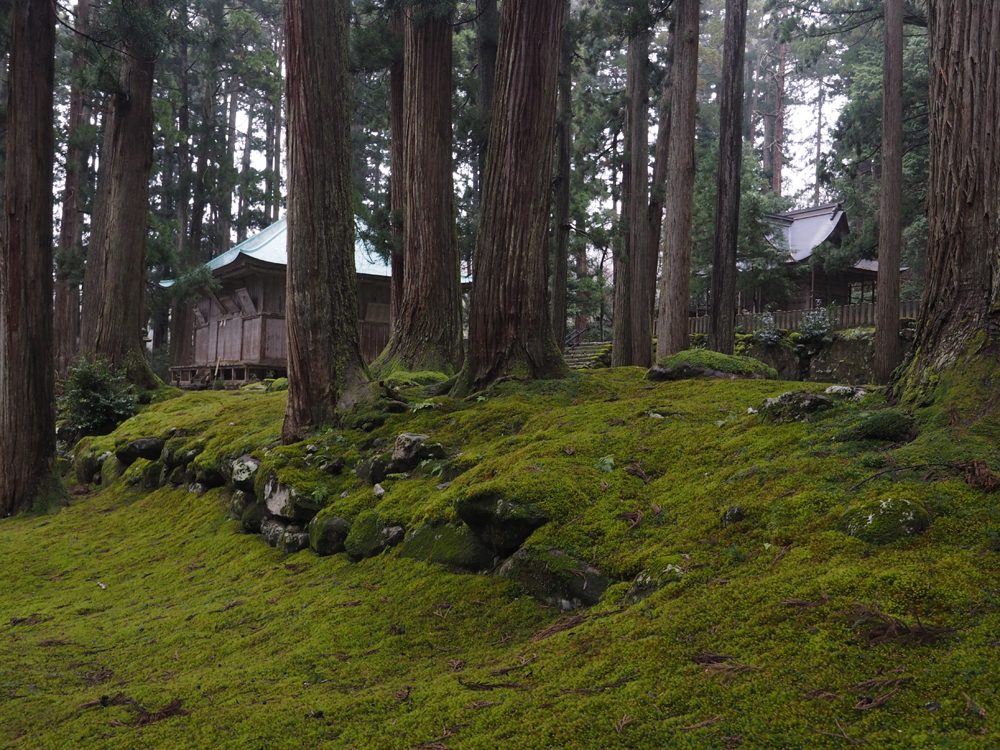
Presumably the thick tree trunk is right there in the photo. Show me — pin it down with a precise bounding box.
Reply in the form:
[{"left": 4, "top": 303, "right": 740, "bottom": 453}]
[
  {"left": 378, "top": 8, "right": 463, "bottom": 375},
  {"left": 218, "top": 87, "right": 238, "bottom": 252},
  {"left": 389, "top": 6, "right": 404, "bottom": 333},
  {"left": 282, "top": 0, "right": 370, "bottom": 442},
  {"left": 771, "top": 40, "right": 786, "bottom": 196},
  {"left": 647, "top": 17, "right": 675, "bottom": 322},
  {"left": 0, "top": 0, "right": 58, "bottom": 515},
  {"left": 708, "top": 0, "right": 747, "bottom": 355},
  {"left": 476, "top": 0, "right": 498, "bottom": 200},
  {"left": 236, "top": 94, "right": 255, "bottom": 244},
  {"left": 895, "top": 0, "right": 1000, "bottom": 403},
  {"left": 54, "top": 0, "right": 89, "bottom": 379},
  {"left": 550, "top": 0, "right": 573, "bottom": 350},
  {"left": 656, "top": 0, "right": 700, "bottom": 358},
  {"left": 458, "top": 0, "right": 569, "bottom": 393},
  {"left": 874, "top": 0, "right": 904, "bottom": 384},
  {"left": 79, "top": 6, "right": 158, "bottom": 389}
]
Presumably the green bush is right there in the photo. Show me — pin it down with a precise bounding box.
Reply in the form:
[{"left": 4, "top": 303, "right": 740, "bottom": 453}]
[
  {"left": 854, "top": 408, "right": 915, "bottom": 442},
  {"left": 59, "top": 359, "right": 137, "bottom": 438}
]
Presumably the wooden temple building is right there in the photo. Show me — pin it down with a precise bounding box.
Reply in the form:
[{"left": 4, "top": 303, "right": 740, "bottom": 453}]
[{"left": 166, "top": 218, "right": 391, "bottom": 387}]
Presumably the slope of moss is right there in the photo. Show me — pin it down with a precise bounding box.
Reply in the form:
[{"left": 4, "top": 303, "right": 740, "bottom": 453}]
[{"left": 3, "top": 369, "right": 999, "bottom": 748}]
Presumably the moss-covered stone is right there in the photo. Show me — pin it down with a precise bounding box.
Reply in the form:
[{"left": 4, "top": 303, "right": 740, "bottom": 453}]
[
  {"left": 343, "top": 510, "right": 404, "bottom": 561},
  {"left": 240, "top": 502, "right": 269, "bottom": 534},
  {"left": 839, "top": 497, "right": 932, "bottom": 545},
  {"left": 115, "top": 438, "right": 166, "bottom": 467},
  {"left": 278, "top": 526, "right": 310, "bottom": 554},
  {"left": 758, "top": 390, "right": 835, "bottom": 423},
  {"left": 744, "top": 341, "right": 800, "bottom": 381},
  {"left": 627, "top": 555, "right": 686, "bottom": 602},
  {"left": 849, "top": 408, "right": 915, "bottom": 442},
  {"left": 228, "top": 489, "right": 255, "bottom": 520},
  {"left": 646, "top": 349, "right": 778, "bottom": 382},
  {"left": 262, "top": 477, "right": 322, "bottom": 522},
  {"left": 267, "top": 377, "right": 288, "bottom": 392},
  {"left": 308, "top": 514, "right": 351, "bottom": 556},
  {"left": 397, "top": 523, "right": 495, "bottom": 572},
  {"left": 455, "top": 490, "right": 551, "bottom": 557},
  {"left": 498, "top": 547, "right": 608, "bottom": 610},
  {"left": 260, "top": 517, "right": 287, "bottom": 547}
]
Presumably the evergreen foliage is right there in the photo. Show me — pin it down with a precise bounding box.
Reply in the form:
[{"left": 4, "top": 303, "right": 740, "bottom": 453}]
[{"left": 59, "top": 359, "right": 137, "bottom": 438}]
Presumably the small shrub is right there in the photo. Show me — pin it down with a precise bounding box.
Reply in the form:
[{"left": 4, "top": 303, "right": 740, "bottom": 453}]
[
  {"left": 59, "top": 359, "right": 137, "bottom": 438},
  {"left": 751, "top": 313, "right": 784, "bottom": 348},
  {"left": 854, "top": 409, "right": 915, "bottom": 442},
  {"left": 798, "top": 308, "right": 833, "bottom": 345}
]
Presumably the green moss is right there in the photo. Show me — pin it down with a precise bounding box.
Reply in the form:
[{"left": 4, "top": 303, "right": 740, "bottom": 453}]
[
  {"left": 839, "top": 497, "right": 933, "bottom": 545},
  {"left": 649, "top": 349, "right": 778, "bottom": 380}
]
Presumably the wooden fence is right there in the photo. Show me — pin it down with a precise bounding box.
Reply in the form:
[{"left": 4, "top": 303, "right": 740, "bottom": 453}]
[{"left": 689, "top": 300, "right": 921, "bottom": 335}]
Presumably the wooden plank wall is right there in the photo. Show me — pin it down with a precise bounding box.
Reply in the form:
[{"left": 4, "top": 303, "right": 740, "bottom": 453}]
[{"left": 689, "top": 300, "right": 922, "bottom": 335}]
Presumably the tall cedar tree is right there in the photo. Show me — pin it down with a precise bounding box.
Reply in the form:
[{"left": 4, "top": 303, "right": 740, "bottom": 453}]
[
  {"left": 79, "top": 0, "right": 158, "bottom": 388},
  {"left": 873, "top": 0, "right": 903, "bottom": 383},
  {"left": 895, "top": 0, "right": 999, "bottom": 402},
  {"left": 458, "top": 0, "right": 569, "bottom": 393},
  {"left": 378, "top": 6, "right": 463, "bottom": 374},
  {"left": 708, "top": 0, "right": 748, "bottom": 354},
  {"left": 646, "top": 17, "right": 674, "bottom": 322},
  {"left": 0, "top": 0, "right": 58, "bottom": 515},
  {"left": 550, "top": 0, "right": 573, "bottom": 348},
  {"left": 613, "top": 9, "right": 652, "bottom": 367},
  {"left": 54, "top": 0, "right": 89, "bottom": 378},
  {"left": 388, "top": 5, "right": 404, "bottom": 331},
  {"left": 770, "top": 39, "right": 785, "bottom": 195},
  {"left": 477, "top": 0, "right": 498, "bottom": 201},
  {"left": 656, "top": 0, "right": 699, "bottom": 358},
  {"left": 282, "top": 0, "right": 371, "bottom": 442}
]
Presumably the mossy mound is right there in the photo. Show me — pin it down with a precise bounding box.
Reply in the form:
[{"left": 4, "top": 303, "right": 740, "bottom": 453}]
[
  {"left": 839, "top": 497, "right": 933, "bottom": 545},
  {"left": 646, "top": 349, "right": 778, "bottom": 381},
  {"left": 397, "top": 522, "right": 495, "bottom": 571},
  {"left": 850, "top": 408, "right": 916, "bottom": 442}
]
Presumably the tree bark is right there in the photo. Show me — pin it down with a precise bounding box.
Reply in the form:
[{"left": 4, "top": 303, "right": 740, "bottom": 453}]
[
  {"left": 647, "top": 16, "right": 675, "bottom": 326},
  {"left": 458, "top": 0, "right": 569, "bottom": 393},
  {"left": 550, "top": 0, "right": 573, "bottom": 349},
  {"left": 813, "top": 77, "right": 824, "bottom": 206},
  {"left": 708, "top": 0, "right": 748, "bottom": 355},
  {"left": 874, "top": 0, "right": 904, "bottom": 384},
  {"left": 282, "top": 0, "right": 371, "bottom": 442},
  {"left": 377, "top": 7, "right": 463, "bottom": 375},
  {"left": 476, "top": 0, "right": 498, "bottom": 200},
  {"left": 236, "top": 93, "right": 255, "bottom": 244},
  {"left": 79, "top": 1, "right": 158, "bottom": 389},
  {"left": 388, "top": 5, "right": 404, "bottom": 333},
  {"left": 54, "top": 0, "right": 89, "bottom": 379},
  {"left": 656, "top": 0, "right": 700, "bottom": 358},
  {"left": 894, "top": 0, "right": 999, "bottom": 403},
  {"left": 0, "top": 0, "right": 58, "bottom": 515},
  {"left": 770, "top": 40, "right": 786, "bottom": 196}
]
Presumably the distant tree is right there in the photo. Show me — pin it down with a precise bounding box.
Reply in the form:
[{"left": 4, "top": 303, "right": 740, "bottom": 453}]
[
  {"left": 708, "top": 0, "right": 748, "bottom": 355},
  {"left": 458, "top": 0, "right": 569, "bottom": 393},
  {"left": 895, "top": 0, "right": 999, "bottom": 404},
  {"left": 0, "top": 0, "right": 59, "bottom": 515},
  {"left": 873, "top": 0, "right": 903, "bottom": 383},
  {"left": 79, "top": 0, "right": 160, "bottom": 389},
  {"left": 282, "top": 0, "right": 371, "bottom": 441},
  {"left": 656, "top": 0, "right": 699, "bottom": 358},
  {"left": 377, "top": 4, "right": 463, "bottom": 375}
]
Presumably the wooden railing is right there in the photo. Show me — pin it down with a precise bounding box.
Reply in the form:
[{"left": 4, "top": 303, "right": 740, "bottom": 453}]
[{"left": 689, "top": 300, "right": 921, "bottom": 335}]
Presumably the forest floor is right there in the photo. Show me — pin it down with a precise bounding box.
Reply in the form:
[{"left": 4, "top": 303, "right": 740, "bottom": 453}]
[{"left": 1, "top": 367, "right": 999, "bottom": 749}]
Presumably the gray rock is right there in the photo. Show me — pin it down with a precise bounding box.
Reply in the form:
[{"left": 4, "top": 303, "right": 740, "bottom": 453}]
[
  {"left": 231, "top": 455, "right": 261, "bottom": 493},
  {"left": 499, "top": 548, "right": 608, "bottom": 610},
  {"left": 373, "top": 483, "right": 386, "bottom": 499},
  {"left": 75, "top": 449, "right": 111, "bottom": 485},
  {"left": 260, "top": 518, "right": 288, "bottom": 547},
  {"left": 263, "top": 478, "right": 322, "bottom": 522},
  {"left": 721, "top": 505, "right": 745, "bottom": 526},
  {"left": 389, "top": 433, "right": 448, "bottom": 472},
  {"left": 455, "top": 491, "right": 550, "bottom": 557},
  {"left": 308, "top": 515, "right": 351, "bottom": 556},
  {"left": 356, "top": 455, "right": 389, "bottom": 485},
  {"left": 398, "top": 523, "right": 495, "bottom": 572},
  {"left": 825, "top": 385, "right": 866, "bottom": 399},
  {"left": 278, "top": 527, "right": 310, "bottom": 554},
  {"left": 241, "top": 502, "right": 269, "bottom": 534},
  {"left": 228, "top": 489, "right": 256, "bottom": 520},
  {"left": 758, "top": 391, "right": 835, "bottom": 424},
  {"left": 382, "top": 526, "right": 405, "bottom": 547},
  {"left": 168, "top": 466, "right": 187, "bottom": 485},
  {"left": 187, "top": 482, "right": 208, "bottom": 496},
  {"left": 115, "top": 438, "right": 166, "bottom": 467},
  {"left": 194, "top": 465, "right": 226, "bottom": 488}
]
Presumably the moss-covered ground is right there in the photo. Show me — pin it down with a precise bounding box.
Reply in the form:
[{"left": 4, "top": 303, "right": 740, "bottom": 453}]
[{"left": 3, "top": 369, "right": 999, "bottom": 748}]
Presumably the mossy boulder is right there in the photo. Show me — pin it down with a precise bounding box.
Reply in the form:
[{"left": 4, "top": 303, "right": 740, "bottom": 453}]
[
  {"left": 455, "top": 490, "right": 551, "bottom": 558},
  {"left": 115, "top": 438, "right": 166, "bottom": 467},
  {"left": 278, "top": 525, "right": 310, "bottom": 554},
  {"left": 267, "top": 377, "right": 288, "bottom": 392},
  {"left": 847, "top": 408, "right": 915, "bottom": 442},
  {"left": 356, "top": 454, "right": 389, "bottom": 485},
  {"left": 809, "top": 331, "right": 875, "bottom": 384},
  {"left": 758, "top": 391, "right": 835, "bottom": 423},
  {"left": 262, "top": 477, "right": 322, "bottom": 522},
  {"left": 240, "top": 502, "right": 269, "bottom": 534},
  {"left": 498, "top": 547, "right": 608, "bottom": 610},
  {"left": 398, "top": 523, "right": 495, "bottom": 572},
  {"left": 260, "top": 517, "right": 288, "bottom": 547},
  {"left": 388, "top": 433, "right": 448, "bottom": 472},
  {"left": 194, "top": 464, "right": 226, "bottom": 488},
  {"left": 343, "top": 510, "right": 405, "bottom": 562},
  {"left": 839, "top": 497, "right": 932, "bottom": 545},
  {"left": 308, "top": 514, "right": 351, "bottom": 556},
  {"left": 228, "top": 489, "right": 256, "bottom": 520},
  {"left": 744, "top": 342, "right": 800, "bottom": 381},
  {"left": 231, "top": 454, "right": 261, "bottom": 493},
  {"left": 646, "top": 349, "right": 777, "bottom": 382},
  {"left": 75, "top": 449, "right": 111, "bottom": 485},
  {"left": 628, "top": 555, "right": 686, "bottom": 602},
  {"left": 161, "top": 443, "right": 202, "bottom": 469}
]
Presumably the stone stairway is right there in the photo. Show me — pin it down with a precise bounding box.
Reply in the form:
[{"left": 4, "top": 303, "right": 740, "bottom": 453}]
[{"left": 563, "top": 341, "right": 612, "bottom": 370}]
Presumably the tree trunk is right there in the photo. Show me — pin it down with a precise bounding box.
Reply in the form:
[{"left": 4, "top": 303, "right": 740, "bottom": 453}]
[
  {"left": 236, "top": 93, "right": 255, "bottom": 244},
  {"left": 771, "top": 40, "right": 785, "bottom": 196},
  {"left": 0, "top": 0, "right": 59, "bottom": 515},
  {"left": 458, "top": 0, "right": 569, "bottom": 393},
  {"left": 476, "top": 0, "right": 498, "bottom": 200},
  {"left": 647, "top": 16, "right": 675, "bottom": 325},
  {"left": 377, "top": 8, "right": 463, "bottom": 375},
  {"left": 894, "top": 0, "right": 999, "bottom": 403},
  {"left": 54, "top": 0, "right": 89, "bottom": 379},
  {"left": 79, "top": 3, "right": 158, "bottom": 389},
  {"left": 813, "top": 77, "right": 824, "bottom": 206},
  {"left": 708, "top": 0, "right": 747, "bottom": 355},
  {"left": 282, "top": 0, "right": 370, "bottom": 442},
  {"left": 550, "top": 0, "right": 573, "bottom": 350},
  {"left": 388, "top": 6, "right": 404, "bottom": 333},
  {"left": 874, "top": 0, "right": 904, "bottom": 384},
  {"left": 656, "top": 0, "right": 700, "bottom": 358},
  {"left": 219, "top": 86, "right": 238, "bottom": 252}
]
